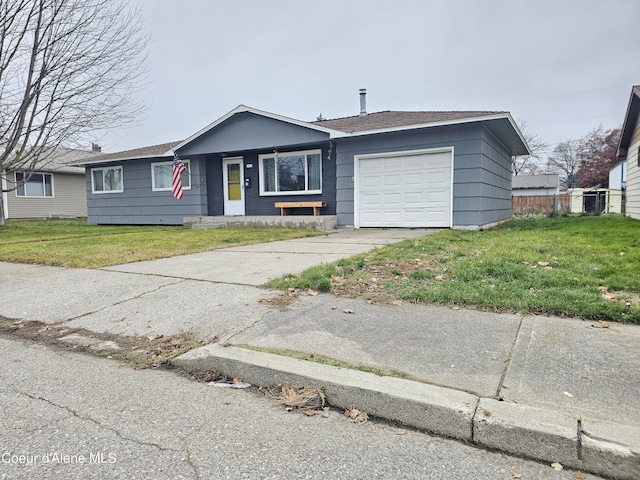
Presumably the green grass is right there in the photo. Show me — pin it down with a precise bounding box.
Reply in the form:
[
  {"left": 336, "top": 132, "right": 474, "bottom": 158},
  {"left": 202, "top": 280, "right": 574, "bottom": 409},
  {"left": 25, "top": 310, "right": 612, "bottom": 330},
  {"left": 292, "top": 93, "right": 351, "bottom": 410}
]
[
  {"left": 267, "top": 215, "right": 640, "bottom": 323},
  {"left": 0, "top": 218, "right": 320, "bottom": 268}
]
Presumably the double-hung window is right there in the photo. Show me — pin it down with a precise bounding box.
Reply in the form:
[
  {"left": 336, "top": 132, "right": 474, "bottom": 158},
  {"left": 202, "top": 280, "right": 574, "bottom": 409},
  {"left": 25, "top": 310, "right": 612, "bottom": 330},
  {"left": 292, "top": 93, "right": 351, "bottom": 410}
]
[
  {"left": 151, "top": 160, "right": 191, "bottom": 191},
  {"left": 91, "top": 166, "right": 123, "bottom": 193},
  {"left": 259, "top": 149, "right": 322, "bottom": 195},
  {"left": 15, "top": 172, "right": 54, "bottom": 197}
]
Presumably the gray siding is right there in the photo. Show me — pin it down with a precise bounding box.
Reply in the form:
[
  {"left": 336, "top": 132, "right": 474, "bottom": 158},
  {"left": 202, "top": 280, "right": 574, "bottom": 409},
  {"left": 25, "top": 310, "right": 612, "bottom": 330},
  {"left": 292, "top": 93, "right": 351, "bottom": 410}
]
[
  {"left": 178, "top": 112, "right": 329, "bottom": 156},
  {"left": 625, "top": 112, "right": 640, "bottom": 220},
  {"left": 206, "top": 144, "right": 336, "bottom": 216},
  {"left": 87, "top": 156, "right": 207, "bottom": 225},
  {"left": 335, "top": 124, "right": 514, "bottom": 228},
  {"left": 8, "top": 172, "right": 87, "bottom": 219}
]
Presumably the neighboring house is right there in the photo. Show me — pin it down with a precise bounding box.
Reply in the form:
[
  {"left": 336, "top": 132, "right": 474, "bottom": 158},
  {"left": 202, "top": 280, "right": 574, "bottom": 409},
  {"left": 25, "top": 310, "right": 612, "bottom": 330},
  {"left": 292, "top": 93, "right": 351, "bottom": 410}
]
[
  {"left": 76, "top": 92, "right": 529, "bottom": 229},
  {"left": 511, "top": 174, "right": 560, "bottom": 196},
  {"left": 568, "top": 188, "right": 623, "bottom": 214},
  {"left": 617, "top": 85, "right": 640, "bottom": 220},
  {"left": 608, "top": 160, "right": 627, "bottom": 190},
  {"left": 1, "top": 145, "right": 102, "bottom": 220}
]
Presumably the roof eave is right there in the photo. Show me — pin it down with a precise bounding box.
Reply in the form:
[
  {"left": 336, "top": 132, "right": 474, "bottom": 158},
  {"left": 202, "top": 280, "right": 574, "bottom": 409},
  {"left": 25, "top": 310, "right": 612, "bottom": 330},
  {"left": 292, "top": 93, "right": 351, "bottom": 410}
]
[
  {"left": 330, "top": 112, "right": 530, "bottom": 156},
  {"left": 617, "top": 85, "right": 640, "bottom": 159},
  {"left": 74, "top": 152, "right": 173, "bottom": 166}
]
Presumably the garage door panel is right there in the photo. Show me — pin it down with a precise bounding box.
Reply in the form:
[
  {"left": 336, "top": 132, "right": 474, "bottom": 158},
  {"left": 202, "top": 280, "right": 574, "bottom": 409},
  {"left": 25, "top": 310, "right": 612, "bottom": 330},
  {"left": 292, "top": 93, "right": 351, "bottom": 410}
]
[
  {"left": 403, "top": 173, "right": 424, "bottom": 186},
  {"left": 404, "top": 191, "right": 424, "bottom": 205},
  {"left": 357, "top": 150, "right": 452, "bottom": 228},
  {"left": 383, "top": 174, "right": 401, "bottom": 186},
  {"left": 383, "top": 193, "right": 401, "bottom": 205},
  {"left": 383, "top": 211, "right": 403, "bottom": 225}
]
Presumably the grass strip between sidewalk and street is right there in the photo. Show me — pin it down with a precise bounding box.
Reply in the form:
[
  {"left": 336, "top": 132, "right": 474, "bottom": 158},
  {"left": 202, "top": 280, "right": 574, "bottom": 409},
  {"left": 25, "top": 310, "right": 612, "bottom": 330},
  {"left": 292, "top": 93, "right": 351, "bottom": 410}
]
[
  {"left": 266, "top": 215, "right": 640, "bottom": 324},
  {"left": 0, "top": 218, "right": 320, "bottom": 268}
]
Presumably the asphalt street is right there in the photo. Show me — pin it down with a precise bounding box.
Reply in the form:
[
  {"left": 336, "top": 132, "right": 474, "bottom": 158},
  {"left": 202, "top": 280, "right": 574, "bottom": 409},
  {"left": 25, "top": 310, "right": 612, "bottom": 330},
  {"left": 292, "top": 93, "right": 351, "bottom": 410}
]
[{"left": 0, "top": 336, "right": 604, "bottom": 480}]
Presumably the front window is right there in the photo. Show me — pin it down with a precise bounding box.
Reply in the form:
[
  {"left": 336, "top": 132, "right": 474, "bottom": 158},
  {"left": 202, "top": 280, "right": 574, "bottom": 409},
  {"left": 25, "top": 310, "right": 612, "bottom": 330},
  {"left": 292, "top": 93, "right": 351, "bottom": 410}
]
[
  {"left": 91, "top": 166, "right": 123, "bottom": 193},
  {"left": 151, "top": 160, "right": 191, "bottom": 191},
  {"left": 259, "top": 149, "right": 322, "bottom": 195},
  {"left": 15, "top": 172, "right": 53, "bottom": 197}
]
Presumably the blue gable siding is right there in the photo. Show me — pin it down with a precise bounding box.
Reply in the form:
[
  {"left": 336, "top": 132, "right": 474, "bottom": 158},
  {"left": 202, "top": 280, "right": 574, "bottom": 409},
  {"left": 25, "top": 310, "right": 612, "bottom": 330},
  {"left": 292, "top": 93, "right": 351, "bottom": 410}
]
[
  {"left": 86, "top": 156, "right": 207, "bottom": 225},
  {"left": 335, "top": 124, "right": 514, "bottom": 229},
  {"left": 178, "top": 112, "right": 329, "bottom": 156}
]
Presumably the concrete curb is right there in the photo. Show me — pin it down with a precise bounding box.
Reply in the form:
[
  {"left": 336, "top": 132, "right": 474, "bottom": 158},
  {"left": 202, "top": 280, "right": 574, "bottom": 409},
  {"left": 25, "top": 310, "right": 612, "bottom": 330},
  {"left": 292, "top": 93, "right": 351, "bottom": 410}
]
[{"left": 172, "top": 344, "right": 640, "bottom": 480}]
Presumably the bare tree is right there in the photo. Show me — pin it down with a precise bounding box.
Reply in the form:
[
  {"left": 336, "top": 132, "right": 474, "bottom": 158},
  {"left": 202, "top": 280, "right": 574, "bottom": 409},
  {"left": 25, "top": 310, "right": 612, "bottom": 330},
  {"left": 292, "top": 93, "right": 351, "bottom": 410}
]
[
  {"left": 548, "top": 139, "right": 581, "bottom": 189},
  {"left": 0, "top": 0, "right": 149, "bottom": 225},
  {"left": 512, "top": 120, "right": 547, "bottom": 176}
]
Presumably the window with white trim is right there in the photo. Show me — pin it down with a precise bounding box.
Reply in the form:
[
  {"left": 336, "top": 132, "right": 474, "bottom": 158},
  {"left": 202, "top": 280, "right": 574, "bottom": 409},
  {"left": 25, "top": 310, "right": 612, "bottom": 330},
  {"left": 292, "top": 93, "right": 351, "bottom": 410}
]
[
  {"left": 259, "top": 149, "right": 322, "bottom": 195},
  {"left": 151, "top": 160, "right": 191, "bottom": 191},
  {"left": 91, "top": 166, "right": 123, "bottom": 193},
  {"left": 15, "top": 172, "right": 53, "bottom": 197}
]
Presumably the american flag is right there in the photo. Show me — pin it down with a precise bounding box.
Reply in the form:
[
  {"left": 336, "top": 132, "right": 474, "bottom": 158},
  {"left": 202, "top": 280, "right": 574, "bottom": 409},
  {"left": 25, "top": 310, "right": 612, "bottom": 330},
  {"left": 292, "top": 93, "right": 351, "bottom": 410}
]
[{"left": 172, "top": 153, "right": 187, "bottom": 199}]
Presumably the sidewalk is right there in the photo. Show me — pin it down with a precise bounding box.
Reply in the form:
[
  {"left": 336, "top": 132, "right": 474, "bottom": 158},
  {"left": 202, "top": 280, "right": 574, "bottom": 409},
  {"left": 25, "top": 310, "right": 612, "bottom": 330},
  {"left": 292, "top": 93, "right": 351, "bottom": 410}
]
[{"left": 1, "top": 229, "right": 638, "bottom": 479}]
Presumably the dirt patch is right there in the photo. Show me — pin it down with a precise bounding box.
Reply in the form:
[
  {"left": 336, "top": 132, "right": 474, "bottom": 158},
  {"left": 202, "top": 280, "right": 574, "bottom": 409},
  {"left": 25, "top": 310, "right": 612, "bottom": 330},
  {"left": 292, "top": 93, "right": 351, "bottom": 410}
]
[
  {"left": 331, "top": 259, "right": 436, "bottom": 304},
  {"left": 258, "top": 289, "right": 301, "bottom": 311},
  {"left": 0, "top": 316, "right": 219, "bottom": 375}
]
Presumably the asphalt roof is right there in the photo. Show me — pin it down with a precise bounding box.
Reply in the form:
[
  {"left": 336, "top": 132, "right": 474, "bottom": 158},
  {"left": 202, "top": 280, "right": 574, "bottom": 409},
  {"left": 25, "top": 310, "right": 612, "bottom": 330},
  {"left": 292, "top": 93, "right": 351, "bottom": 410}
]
[
  {"left": 312, "top": 110, "right": 505, "bottom": 133},
  {"left": 74, "top": 108, "right": 525, "bottom": 165}
]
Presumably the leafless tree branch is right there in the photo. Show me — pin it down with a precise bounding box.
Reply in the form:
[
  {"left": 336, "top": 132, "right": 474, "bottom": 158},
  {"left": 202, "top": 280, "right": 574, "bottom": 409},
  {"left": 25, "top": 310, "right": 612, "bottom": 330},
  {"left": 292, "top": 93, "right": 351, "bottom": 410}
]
[{"left": 0, "top": 0, "right": 149, "bottom": 223}]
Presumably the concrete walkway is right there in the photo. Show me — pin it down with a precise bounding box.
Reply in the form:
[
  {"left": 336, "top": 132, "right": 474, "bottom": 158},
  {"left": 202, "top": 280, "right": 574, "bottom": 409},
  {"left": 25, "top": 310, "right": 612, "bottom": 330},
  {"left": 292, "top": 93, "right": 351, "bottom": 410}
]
[{"left": 1, "top": 228, "right": 638, "bottom": 479}]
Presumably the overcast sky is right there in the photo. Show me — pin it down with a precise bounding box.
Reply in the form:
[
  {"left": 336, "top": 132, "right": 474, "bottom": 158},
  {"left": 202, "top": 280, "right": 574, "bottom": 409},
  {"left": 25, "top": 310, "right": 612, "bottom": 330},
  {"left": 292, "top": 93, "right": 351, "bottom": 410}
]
[{"left": 100, "top": 0, "right": 640, "bottom": 160}]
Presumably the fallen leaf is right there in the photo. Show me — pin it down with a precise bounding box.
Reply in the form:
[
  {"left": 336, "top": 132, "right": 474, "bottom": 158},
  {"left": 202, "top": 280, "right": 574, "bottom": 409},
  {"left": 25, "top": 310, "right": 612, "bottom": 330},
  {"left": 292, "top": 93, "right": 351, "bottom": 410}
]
[
  {"left": 538, "top": 261, "right": 550, "bottom": 267},
  {"left": 619, "top": 252, "right": 625, "bottom": 256},
  {"left": 592, "top": 321, "right": 610, "bottom": 329},
  {"left": 376, "top": 424, "right": 385, "bottom": 429},
  {"left": 343, "top": 309, "right": 355, "bottom": 314},
  {"left": 322, "top": 407, "right": 330, "bottom": 418},
  {"left": 562, "top": 391, "right": 573, "bottom": 398},
  {"left": 303, "top": 410, "right": 317, "bottom": 416},
  {"left": 224, "top": 400, "right": 231, "bottom": 405},
  {"left": 551, "top": 462, "right": 563, "bottom": 471},
  {"left": 513, "top": 474, "right": 522, "bottom": 479},
  {"left": 435, "top": 275, "right": 444, "bottom": 281},
  {"left": 391, "top": 300, "right": 403, "bottom": 306},
  {"left": 573, "top": 474, "right": 585, "bottom": 480},
  {"left": 395, "top": 429, "right": 406, "bottom": 435},
  {"left": 307, "top": 289, "right": 318, "bottom": 296}
]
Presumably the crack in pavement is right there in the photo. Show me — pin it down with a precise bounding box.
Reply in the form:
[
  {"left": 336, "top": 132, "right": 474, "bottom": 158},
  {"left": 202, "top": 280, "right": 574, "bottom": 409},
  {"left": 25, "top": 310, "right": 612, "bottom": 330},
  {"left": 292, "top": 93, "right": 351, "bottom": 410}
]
[
  {"left": 13, "top": 388, "right": 181, "bottom": 454},
  {"left": 51, "top": 278, "right": 187, "bottom": 326},
  {"left": 180, "top": 437, "right": 201, "bottom": 480},
  {"left": 494, "top": 315, "right": 524, "bottom": 399}
]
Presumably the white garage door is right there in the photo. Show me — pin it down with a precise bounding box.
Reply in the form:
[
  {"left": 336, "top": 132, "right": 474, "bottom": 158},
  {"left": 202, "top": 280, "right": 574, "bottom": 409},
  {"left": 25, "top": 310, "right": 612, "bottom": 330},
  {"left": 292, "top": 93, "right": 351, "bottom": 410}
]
[{"left": 356, "top": 150, "right": 452, "bottom": 228}]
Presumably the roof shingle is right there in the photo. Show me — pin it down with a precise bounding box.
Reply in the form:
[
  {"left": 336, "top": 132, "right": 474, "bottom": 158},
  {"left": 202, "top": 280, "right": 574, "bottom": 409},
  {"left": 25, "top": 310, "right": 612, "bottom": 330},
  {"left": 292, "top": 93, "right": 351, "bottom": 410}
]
[{"left": 313, "top": 110, "right": 505, "bottom": 133}]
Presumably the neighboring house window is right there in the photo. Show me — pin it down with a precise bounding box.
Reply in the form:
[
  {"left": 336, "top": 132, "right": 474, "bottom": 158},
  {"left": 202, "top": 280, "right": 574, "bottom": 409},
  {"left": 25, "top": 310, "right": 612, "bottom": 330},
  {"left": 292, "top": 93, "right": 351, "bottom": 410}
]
[
  {"left": 91, "top": 166, "right": 123, "bottom": 193},
  {"left": 151, "top": 160, "right": 191, "bottom": 191},
  {"left": 15, "top": 172, "right": 53, "bottom": 197},
  {"left": 259, "top": 149, "right": 322, "bottom": 195}
]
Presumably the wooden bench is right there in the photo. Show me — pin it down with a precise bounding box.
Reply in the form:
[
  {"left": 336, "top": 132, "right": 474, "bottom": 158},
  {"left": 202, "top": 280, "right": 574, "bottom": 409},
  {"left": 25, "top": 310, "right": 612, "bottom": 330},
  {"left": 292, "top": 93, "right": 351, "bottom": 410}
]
[{"left": 275, "top": 201, "right": 326, "bottom": 216}]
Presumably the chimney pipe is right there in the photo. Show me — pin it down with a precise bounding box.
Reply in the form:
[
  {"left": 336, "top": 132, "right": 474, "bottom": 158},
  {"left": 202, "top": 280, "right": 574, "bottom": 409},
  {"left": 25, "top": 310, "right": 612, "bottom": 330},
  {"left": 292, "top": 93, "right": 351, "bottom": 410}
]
[
  {"left": 91, "top": 143, "right": 101, "bottom": 153},
  {"left": 359, "top": 88, "right": 367, "bottom": 116}
]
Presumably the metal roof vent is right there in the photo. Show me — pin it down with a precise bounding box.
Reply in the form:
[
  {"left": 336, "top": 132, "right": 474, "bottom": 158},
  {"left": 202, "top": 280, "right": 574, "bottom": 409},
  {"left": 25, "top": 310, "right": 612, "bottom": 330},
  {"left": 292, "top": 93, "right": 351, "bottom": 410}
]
[{"left": 359, "top": 88, "right": 367, "bottom": 116}]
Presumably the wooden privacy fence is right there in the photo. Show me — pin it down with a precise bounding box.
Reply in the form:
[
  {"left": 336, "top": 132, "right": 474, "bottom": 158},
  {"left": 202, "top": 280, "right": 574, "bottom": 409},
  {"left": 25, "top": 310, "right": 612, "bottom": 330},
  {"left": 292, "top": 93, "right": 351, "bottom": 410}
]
[{"left": 512, "top": 194, "right": 570, "bottom": 215}]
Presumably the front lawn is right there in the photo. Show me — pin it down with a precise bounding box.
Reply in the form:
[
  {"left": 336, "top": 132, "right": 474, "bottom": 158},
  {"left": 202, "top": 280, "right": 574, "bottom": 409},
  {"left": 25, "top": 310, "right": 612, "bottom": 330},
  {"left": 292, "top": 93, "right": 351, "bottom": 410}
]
[
  {"left": 267, "top": 215, "right": 640, "bottom": 323},
  {"left": 0, "top": 218, "right": 320, "bottom": 268}
]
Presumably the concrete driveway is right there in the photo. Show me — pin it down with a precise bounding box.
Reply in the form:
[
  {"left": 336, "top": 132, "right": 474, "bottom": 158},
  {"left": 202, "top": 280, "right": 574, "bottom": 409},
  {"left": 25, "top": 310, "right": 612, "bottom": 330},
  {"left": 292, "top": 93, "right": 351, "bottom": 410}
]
[{"left": 102, "top": 228, "right": 436, "bottom": 285}]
